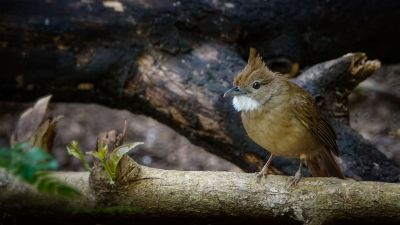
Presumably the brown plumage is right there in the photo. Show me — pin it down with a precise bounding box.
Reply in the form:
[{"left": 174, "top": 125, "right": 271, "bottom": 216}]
[{"left": 224, "top": 48, "right": 344, "bottom": 185}]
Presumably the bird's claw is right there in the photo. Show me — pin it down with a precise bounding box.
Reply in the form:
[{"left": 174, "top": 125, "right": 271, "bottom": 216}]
[
  {"left": 287, "top": 171, "right": 302, "bottom": 188},
  {"left": 256, "top": 171, "right": 263, "bottom": 178},
  {"left": 255, "top": 171, "right": 268, "bottom": 183}
]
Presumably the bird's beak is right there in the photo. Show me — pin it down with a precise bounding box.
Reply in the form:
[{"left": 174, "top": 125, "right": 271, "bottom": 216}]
[{"left": 223, "top": 87, "right": 247, "bottom": 98}]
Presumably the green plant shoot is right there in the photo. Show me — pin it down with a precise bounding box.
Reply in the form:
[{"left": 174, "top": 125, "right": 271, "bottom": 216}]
[
  {"left": 87, "top": 141, "right": 143, "bottom": 183},
  {"left": 67, "top": 140, "right": 91, "bottom": 171}
]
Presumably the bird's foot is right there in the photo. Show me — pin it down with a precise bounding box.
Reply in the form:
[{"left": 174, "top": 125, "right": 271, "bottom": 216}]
[
  {"left": 255, "top": 155, "right": 273, "bottom": 183},
  {"left": 256, "top": 171, "right": 265, "bottom": 178},
  {"left": 255, "top": 171, "right": 268, "bottom": 183},
  {"left": 287, "top": 156, "right": 305, "bottom": 188},
  {"left": 287, "top": 170, "right": 302, "bottom": 188}
]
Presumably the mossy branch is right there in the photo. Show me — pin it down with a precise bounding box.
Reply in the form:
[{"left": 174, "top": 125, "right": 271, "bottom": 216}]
[{"left": 0, "top": 156, "right": 399, "bottom": 225}]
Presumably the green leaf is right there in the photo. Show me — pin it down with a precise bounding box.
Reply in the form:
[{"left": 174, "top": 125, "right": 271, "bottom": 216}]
[
  {"left": 87, "top": 142, "right": 114, "bottom": 182},
  {"left": 7, "top": 146, "right": 57, "bottom": 183},
  {"left": 35, "top": 172, "right": 80, "bottom": 198},
  {"left": 67, "top": 141, "right": 91, "bottom": 171},
  {"left": 0, "top": 143, "right": 80, "bottom": 198},
  {"left": 86, "top": 151, "right": 104, "bottom": 161},
  {"left": 108, "top": 142, "right": 143, "bottom": 180},
  {"left": 86, "top": 141, "right": 143, "bottom": 184},
  {"left": 0, "top": 148, "right": 11, "bottom": 168},
  {"left": 87, "top": 142, "right": 108, "bottom": 162},
  {"left": 28, "top": 147, "right": 58, "bottom": 170}
]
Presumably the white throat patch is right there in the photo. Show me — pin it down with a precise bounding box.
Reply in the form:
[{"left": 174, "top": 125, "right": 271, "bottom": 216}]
[{"left": 232, "top": 96, "right": 261, "bottom": 112}]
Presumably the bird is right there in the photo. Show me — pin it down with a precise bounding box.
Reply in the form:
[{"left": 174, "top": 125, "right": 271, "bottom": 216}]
[{"left": 223, "top": 48, "right": 344, "bottom": 186}]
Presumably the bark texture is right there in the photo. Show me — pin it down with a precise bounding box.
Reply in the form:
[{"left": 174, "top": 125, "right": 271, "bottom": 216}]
[
  {"left": 2, "top": 0, "right": 400, "bottom": 64},
  {"left": 1, "top": 0, "right": 400, "bottom": 181},
  {"left": 1, "top": 157, "right": 399, "bottom": 225}
]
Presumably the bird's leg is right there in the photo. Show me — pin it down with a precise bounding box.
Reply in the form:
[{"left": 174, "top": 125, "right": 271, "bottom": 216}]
[
  {"left": 256, "top": 154, "right": 273, "bottom": 178},
  {"left": 288, "top": 154, "right": 307, "bottom": 187}
]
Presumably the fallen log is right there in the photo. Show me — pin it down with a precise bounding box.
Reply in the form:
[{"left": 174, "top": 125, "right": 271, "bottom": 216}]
[
  {"left": 1, "top": 156, "right": 399, "bottom": 225},
  {"left": 1, "top": 0, "right": 400, "bottom": 64}
]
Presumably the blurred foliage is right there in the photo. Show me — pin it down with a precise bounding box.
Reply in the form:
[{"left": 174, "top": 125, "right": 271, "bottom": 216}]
[
  {"left": 69, "top": 141, "right": 143, "bottom": 184},
  {"left": 0, "top": 143, "right": 80, "bottom": 198}
]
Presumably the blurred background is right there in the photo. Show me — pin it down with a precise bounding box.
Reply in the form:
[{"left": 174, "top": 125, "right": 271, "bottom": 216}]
[{"left": 0, "top": 101, "right": 242, "bottom": 171}]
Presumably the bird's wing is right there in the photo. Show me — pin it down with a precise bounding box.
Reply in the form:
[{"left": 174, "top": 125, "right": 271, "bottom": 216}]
[{"left": 289, "top": 83, "right": 339, "bottom": 156}]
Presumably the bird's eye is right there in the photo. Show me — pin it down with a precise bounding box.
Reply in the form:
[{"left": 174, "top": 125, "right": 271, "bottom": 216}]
[{"left": 252, "top": 81, "right": 261, "bottom": 89}]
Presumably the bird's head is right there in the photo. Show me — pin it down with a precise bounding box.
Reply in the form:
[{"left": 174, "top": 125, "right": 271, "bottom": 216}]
[{"left": 224, "top": 48, "right": 286, "bottom": 112}]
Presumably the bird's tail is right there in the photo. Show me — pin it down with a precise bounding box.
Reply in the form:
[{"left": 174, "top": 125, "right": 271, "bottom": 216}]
[{"left": 308, "top": 149, "right": 345, "bottom": 179}]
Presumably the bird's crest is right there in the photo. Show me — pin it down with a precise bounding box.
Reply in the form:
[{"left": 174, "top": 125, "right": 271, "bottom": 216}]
[
  {"left": 234, "top": 48, "right": 274, "bottom": 87},
  {"left": 247, "top": 48, "right": 265, "bottom": 70}
]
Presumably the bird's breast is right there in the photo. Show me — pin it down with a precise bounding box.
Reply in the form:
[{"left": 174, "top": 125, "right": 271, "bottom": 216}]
[{"left": 241, "top": 106, "right": 318, "bottom": 157}]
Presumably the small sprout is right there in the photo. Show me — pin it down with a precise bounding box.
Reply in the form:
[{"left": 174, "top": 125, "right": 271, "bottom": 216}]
[
  {"left": 87, "top": 142, "right": 113, "bottom": 182},
  {"left": 109, "top": 142, "right": 144, "bottom": 181},
  {"left": 67, "top": 140, "right": 91, "bottom": 171},
  {"left": 87, "top": 141, "right": 143, "bottom": 183}
]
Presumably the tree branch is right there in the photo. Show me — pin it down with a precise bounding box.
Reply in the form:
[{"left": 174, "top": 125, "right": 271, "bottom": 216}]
[{"left": 1, "top": 157, "right": 399, "bottom": 225}]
